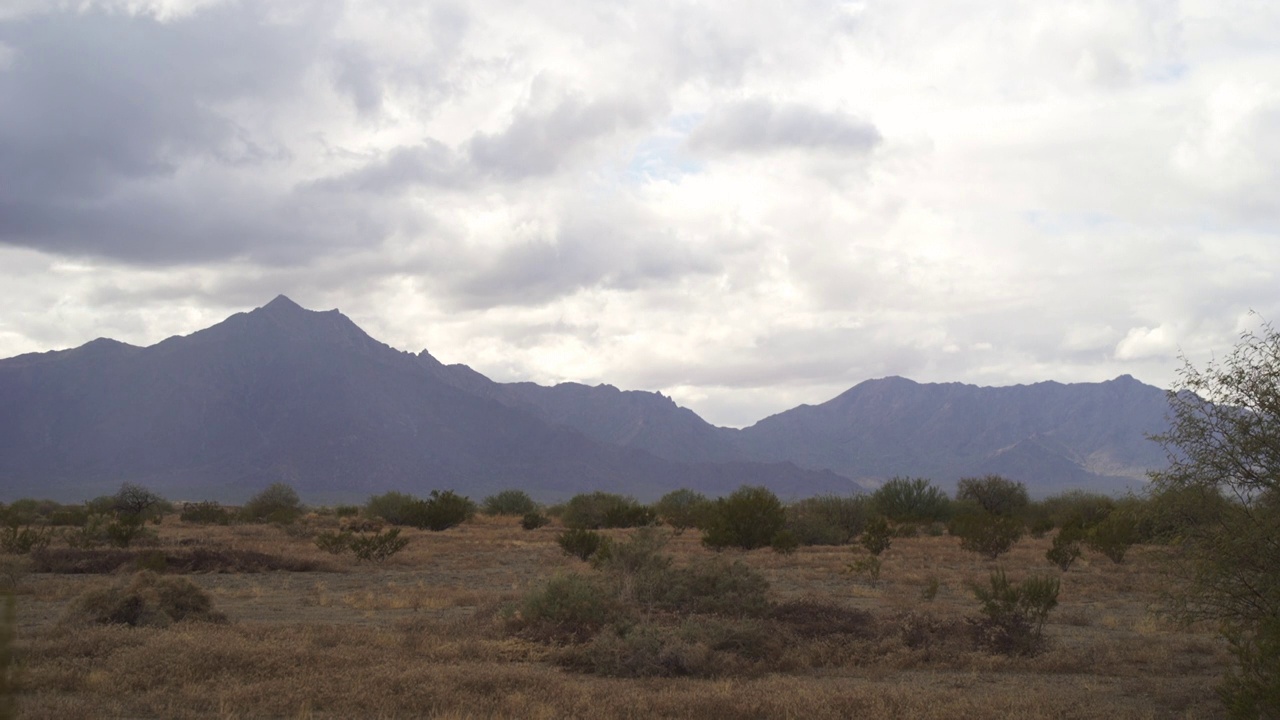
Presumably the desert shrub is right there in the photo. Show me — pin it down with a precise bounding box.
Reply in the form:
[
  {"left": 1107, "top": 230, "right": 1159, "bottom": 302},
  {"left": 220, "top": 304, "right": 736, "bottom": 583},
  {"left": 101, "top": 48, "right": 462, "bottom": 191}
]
[
  {"left": 562, "top": 492, "right": 654, "bottom": 530},
  {"left": 701, "top": 486, "right": 786, "bottom": 551},
  {"left": 558, "top": 616, "right": 787, "bottom": 678},
  {"left": 770, "top": 529, "right": 799, "bottom": 555},
  {"left": 482, "top": 490, "right": 538, "bottom": 516},
  {"left": 65, "top": 571, "right": 225, "bottom": 627},
  {"left": 591, "top": 528, "right": 670, "bottom": 576},
  {"left": 848, "top": 555, "right": 883, "bottom": 588},
  {"left": 314, "top": 529, "right": 354, "bottom": 555},
  {"left": 112, "top": 483, "right": 170, "bottom": 523},
  {"left": 784, "top": 494, "right": 870, "bottom": 545},
  {"left": 105, "top": 516, "right": 155, "bottom": 549},
  {"left": 412, "top": 490, "right": 476, "bottom": 531},
  {"left": 0, "top": 591, "right": 12, "bottom": 720},
  {"left": 921, "top": 575, "right": 941, "bottom": 601},
  {"left": 951, "top": 505, "right": 1024, "bottom": 560},
  {"left": 1038, "top": 491, "right": 1116, "bottom": 531},
  {"left": 558, "top": 528, "right": 606, "bottom": 561},
  {"left": 179, "top": 501, "right": 232, "bottom": 525},
  {"left": 1046, "top": 527, "right": 1084, "bottom": 571},
  {"left": 241, "top": 483, "right": 303, "bottom": 524},
  {"left": 365, "top": 491, "right": 421, "bottom": 525},
  {"left": 956, "top": 475, "right": 1030, "bottom": 517},
  {"left": 45, "top": 505, "right": 90, "bottom": 527},
  {"left": 872, "top": 477, "right": 952, "bottom": 523},
  {"left": 968, "top": 569, "right": 1059, "bottom": 656},
  {"left": 652, "top": 558, "right": 771, "bottom": 617},
  {"left": 30, "top": 548, "right": 326, "bottom": 574},
  {"left": 332, "top": 504, "right": 360, "bottom": 518},
  {"left": 510, "top": 574, "right": 623, "bottom": 643},
  {"left": 0, "top": 525, "right": 51, "bottom": 555},
  {"left": 348, "top": 528, "right": 409, "bottom": 562},
  {"left": 859, "top": 515, "right": 893, "bottom": 556},
  {"left": 520, "top": 511, "right": 550, "bottom": 530},
  {"left": 1219, "top": 616, "right": 1280, "bottom": 719},
  {"left": 1085, "top": 502, "right": 1140, "bottom": 563},
  {"left": 654, "top": 489, "right": 711, "bottom": 533},
  {"left": 63, "top": 514, "right": 112, "bottom": 549}
]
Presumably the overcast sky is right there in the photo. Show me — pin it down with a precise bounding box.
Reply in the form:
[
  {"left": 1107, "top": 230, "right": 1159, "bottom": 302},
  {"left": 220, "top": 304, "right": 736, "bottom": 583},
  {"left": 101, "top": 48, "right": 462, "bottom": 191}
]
[{"left": 1, "top": 1, "right": 1277, "bottom": 427}]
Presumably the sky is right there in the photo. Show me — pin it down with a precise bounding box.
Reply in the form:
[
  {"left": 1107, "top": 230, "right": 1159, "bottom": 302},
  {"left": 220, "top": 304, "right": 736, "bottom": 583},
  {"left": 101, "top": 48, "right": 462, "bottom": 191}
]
[{"left": 1, "top": 0, "right": 1278, "bottom": 428}]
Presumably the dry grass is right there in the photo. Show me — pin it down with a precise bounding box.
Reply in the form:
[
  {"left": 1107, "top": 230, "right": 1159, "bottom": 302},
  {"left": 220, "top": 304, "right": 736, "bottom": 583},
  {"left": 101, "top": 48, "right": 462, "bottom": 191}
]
[{"left": 6, "top": 516, "right": 1232, "bottom": 719}]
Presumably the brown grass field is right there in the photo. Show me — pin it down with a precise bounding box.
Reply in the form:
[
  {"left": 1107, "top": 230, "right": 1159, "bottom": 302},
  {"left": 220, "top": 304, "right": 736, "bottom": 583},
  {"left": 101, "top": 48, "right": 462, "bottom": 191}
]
[{"left": 5, "top": 514, "right": 1232, "bottom": 719}]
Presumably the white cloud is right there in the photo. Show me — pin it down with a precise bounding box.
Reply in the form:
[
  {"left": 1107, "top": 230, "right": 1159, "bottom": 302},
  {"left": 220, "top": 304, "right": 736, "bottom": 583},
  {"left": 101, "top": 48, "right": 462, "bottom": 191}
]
[{"left": 1, "top": 0, "right": 1279, "bottom": 427}]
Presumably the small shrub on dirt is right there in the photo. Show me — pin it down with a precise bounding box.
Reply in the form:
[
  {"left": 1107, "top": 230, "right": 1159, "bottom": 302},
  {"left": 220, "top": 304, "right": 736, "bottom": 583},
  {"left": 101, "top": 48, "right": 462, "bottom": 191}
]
[
  {"left": 562, "top": 492, "right": 654, "bottom": 530},
  {"left": 349, "top": 528, "right": 409, "bottom": 562},
  {"left": 655, "top": 489, "right": 711, "bottom": 533},
  {"left": 872, "top": 477, "right": 952, "bottom": 523},
  {"left": 398, "top": 490, "right": 476, "bottom": 531},
  {"left": 105, "top": 516, "right": 155, "bottom": 549},
  {"left": 847, "top": 555, "right": 883, "bottom": 588},
  {"left": 241, "top": 483, "right": 303, "bottom": 524},
  {"left": 968, "top": 569, "right": 1059, "bottom": 656},
  {"left": 0, "top": 525, "right": 51, "bottom": 555},
  {"left": 921, "top": 575, "right": 941, "bottom": 601},
  {"left": 520, "top": 511, "right": 550, "bottom": 530},
  {"left": 332, "top": 504, "right": 360, "bottom": 518},
  {"left": 481, "top": 490, "right": 537, "bottom": 516},
  {"left": 179, "top": 501, "right": 232, "bottom": 525},
  {"left": 510, "top": 574, "right": 623, "bottom": 643},
  {"left": 1085, "top": 505, "right": 1140, "bottom": 563},
  {"left": 314, "top": 529, "right": 354, "bottom": 555},
  {"left": 652, "top": 558, "right": 771, "bottom": 617},
  {"left": 701, "top": 486, "right": 786, "bottom": 551},
  {"left": 1046, "top": 527, "right": 1084, "bottom": 571},
  {"left": 365, "top": 492, "right": 420, "bottom": 525},
  {"left": 785, "top": 494, "right": 869, "bottom": 546},
  {"left": 65, "top": 571, "right": 226, "bottom": 627},
  {"left": 134, "top": 550, "right": 168, "bottom": 573},
  {"left": 770, "top": 529, "right": 799, "bottom": 554},
  {"left": 859, "top": 515, "right": 893, "bottom": 556},
  {"left": 951, "top": 508, "right": 1024, "bottom": 560},
  {"left": 558, "top": 528, "right": 606, "bottom": 562}
]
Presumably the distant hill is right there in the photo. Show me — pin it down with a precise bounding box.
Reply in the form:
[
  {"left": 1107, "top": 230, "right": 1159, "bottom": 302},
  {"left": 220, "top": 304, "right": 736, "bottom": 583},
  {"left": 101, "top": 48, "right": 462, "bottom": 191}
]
[
  {"left": 0, "top": 296, "right": 851, "bottom": 503},
  {"left": 0, "top": 296, "right": 1172, "bottom": 503}
]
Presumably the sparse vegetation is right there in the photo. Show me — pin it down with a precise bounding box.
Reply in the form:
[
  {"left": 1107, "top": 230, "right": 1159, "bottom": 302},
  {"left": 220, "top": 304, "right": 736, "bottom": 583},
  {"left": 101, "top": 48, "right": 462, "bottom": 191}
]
[
  {"left": 0, "top": 591, "right": 12, "bottom": 720},
  {"left": 562, "top": 492, "right": 655, "bottom": 530},
  {"left": 968, "top": 568, "right": 1059, "bottom": 656},
  {"left": 482, "top": 489, "right": 538, "bottom": 516},
  {"left": 654, "top": 489, "right": 711, "bottom": 533},
  {"left": 701, "top": 486, "right": 786, "bottom": 551},
  {"left": 348, "top": 528, "right": 410, "bottom": 562},
  {"left": 179, "top": 501, "right": 232, "bottom": 525},
  {"left": 241, "top": 483, "right": 304, "bottom": 524},
  {"left": 65, "top": 571, "right": 225, "bottom": 627}
]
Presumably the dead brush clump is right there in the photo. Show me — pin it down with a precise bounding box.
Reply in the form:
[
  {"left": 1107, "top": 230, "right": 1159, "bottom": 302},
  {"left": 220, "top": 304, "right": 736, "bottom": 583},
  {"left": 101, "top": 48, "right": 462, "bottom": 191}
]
[{"left": 63, "top": 571, "right": 226, "bottom": 627}]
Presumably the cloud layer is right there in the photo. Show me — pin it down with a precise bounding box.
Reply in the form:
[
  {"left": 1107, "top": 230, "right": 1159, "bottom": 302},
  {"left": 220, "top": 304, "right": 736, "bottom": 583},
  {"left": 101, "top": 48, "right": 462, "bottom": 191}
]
[{"left": 1, "top": 0, "right": 1278, "bottom": 427}]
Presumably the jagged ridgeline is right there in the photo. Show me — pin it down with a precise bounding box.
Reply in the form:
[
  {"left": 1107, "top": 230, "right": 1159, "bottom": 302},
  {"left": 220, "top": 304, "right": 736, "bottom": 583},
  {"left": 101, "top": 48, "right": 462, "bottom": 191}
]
[{"left": 0, "top": 296, "right": 1170, "bottom": 503}]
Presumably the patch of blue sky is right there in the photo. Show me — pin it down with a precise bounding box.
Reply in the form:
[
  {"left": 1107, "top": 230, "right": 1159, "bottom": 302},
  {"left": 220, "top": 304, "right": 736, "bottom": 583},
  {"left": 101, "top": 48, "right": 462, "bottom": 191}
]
[{"left": 623, "top": 114, "right": 705, "bottom": 184}]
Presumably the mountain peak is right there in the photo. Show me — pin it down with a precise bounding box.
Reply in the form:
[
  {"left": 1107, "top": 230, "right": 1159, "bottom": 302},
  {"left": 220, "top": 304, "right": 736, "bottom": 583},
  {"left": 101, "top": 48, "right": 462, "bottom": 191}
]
[{"left": 261, "top": 295, "right": 305, "bottom": 313}]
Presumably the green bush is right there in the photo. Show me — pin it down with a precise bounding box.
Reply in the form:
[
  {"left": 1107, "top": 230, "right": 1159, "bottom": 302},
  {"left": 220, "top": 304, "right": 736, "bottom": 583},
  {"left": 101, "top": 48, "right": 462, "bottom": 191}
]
[
  {"left": 482, "top": 490, "right": 538, "bottom": 517},
  {"left": 105, "top": 516, "right": 154, "bottom": 549},
  {"left": 1036, "top": 491, "right": 1116, "bottom": 531},
  {"left": 1220, "top": 616, "right": 1280, "bottom": 719},
  {"left": 241, "top": 483, "right": 303, "bottom": 524},
  {"left": 558, "top": 528, "right": 606, "bottom": 561},
  {"left": 45, "top": 505, "right": 90, "bottom": 528},
  {"left": 332, "top": 504, "right": 360, "bottom": 518},
  {"left": 968, "top": 569, "right": 1059, "bottom": 655},
  {"left": 510, "top": 574, "right": 622, "bottom": 643},
  {"left": 520, "top": 511, "right": 550, "bottom": 530},
  {"left": 365, "top": 491, "right": 421, "bottom": 526},
  {"left": 701, "top": 486, "right": 786, "bottom": 551},
  {"left": 784, "top": 494, "right": 870, "bottom": 545},
  {"left": 951, "top": 507, "right": 1024, "bottom": 560},
  {"left": 314, "top": 529, "right": 354, "bottom": 555},
  {"left": 1045, "top": 527, "right": 1084, "bottom": 571},
  {"left": 651, "top": 558, "right": 771, "bottom": 618},
  {"left": 112, "top": 483, "right": 170, "bottom": 522},
  {"left": 770, "top": 529, "right": 799, "bottom": 555},
  {"left": 348, "top": 528, "right": 409, "bottom": 562},
  {"left": 65, "top": 571, "right": 226, "bottom": 627},
  {"left": 1085, "top": 503, "right": 1140, "bottom": 563},
  {"left": 956, "top": 475, "right": 1030, "bottom": 517},
  {"left": 654, "top": 489, "right": 711, "bottom": 533},
  {"left": 0, "top": 525, "right": 51, "bottom": 555},
  {"left": 872, "top": 477, "right": 952, "bottom": 523},
  {"left": 562, "top": 492, "right": 654, "bottom": 530},
  {"left": 412, "top": 490, "right": 476, "bottom": 531},
  {"left": 179, "top": 501, "right": 232, "bottom": 525},
  {"left": 859, "top": 515, "right": 893, "bottom": 556}
]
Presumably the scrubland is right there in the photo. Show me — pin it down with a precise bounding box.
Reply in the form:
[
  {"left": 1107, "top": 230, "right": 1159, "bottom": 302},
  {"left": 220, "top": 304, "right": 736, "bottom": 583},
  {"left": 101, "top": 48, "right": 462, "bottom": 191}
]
[{"left": 1, "top": 512, "right": 1232, "bottom": 720}]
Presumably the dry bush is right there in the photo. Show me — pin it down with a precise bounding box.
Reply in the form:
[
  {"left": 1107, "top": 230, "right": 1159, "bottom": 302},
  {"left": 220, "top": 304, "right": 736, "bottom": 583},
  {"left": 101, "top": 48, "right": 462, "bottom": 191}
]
[{"left": 63, "top": 572, "right": 226, "bottom": 627}]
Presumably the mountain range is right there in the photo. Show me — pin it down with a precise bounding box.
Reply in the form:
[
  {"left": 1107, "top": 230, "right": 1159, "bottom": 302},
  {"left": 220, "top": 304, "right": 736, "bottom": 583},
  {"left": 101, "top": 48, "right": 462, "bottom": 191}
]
[{"left": 0, "top": 296, "right": 1173, "bottom": 503}]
